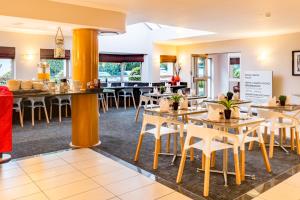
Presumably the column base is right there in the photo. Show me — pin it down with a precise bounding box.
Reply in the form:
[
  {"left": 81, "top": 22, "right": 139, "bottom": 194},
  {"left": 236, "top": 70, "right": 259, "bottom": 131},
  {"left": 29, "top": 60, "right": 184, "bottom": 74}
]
[
  {"left": 69, "top": 141, "right": 101, "bottom": 149},
  {"left": 0, "top": 153, "right": 12, "bottom": 164}
]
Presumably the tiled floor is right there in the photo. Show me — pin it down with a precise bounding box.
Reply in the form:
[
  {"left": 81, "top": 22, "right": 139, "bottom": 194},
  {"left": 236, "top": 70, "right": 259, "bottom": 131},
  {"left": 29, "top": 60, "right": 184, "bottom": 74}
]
[
  {"left": 253, "top": 172, "right": 300, "bottom": 200},
  {"left": 0, "top": 149, "right": 192, "bottom": 200}
]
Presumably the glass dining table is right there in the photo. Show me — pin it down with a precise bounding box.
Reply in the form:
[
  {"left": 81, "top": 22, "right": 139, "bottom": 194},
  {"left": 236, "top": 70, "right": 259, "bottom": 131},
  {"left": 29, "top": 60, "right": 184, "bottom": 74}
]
[
  {"left": 144, "top": 107, "right": 207, "bottom": 165},
  {"left": 188, "top": 114, "right": 265, "bottom": 186}
]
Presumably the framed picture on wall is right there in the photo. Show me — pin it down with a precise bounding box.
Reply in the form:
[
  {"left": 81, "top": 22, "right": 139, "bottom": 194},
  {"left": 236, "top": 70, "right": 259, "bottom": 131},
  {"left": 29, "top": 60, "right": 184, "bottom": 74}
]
[{"left": 292, "top": 51, "right": 300, "bottom": 76}]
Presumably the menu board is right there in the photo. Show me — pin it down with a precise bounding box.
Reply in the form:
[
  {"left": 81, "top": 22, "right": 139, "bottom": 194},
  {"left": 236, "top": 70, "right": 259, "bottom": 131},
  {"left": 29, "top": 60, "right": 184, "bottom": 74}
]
[{"left": 241, "top": 70, "right": 273, "bottom": 104}]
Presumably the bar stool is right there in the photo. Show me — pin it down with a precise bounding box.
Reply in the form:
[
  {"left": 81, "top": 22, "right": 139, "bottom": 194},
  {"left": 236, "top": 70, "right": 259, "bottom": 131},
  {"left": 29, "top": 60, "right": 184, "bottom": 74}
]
[
  {"left": 50, "top": 95, "right": 71, "bottom": 123},
  {"left": 13, "top": 98, "right": 23, "bottom": 127},
  {"left": 134, "top": 114, "right": 184, "bottom": 170},
  {"left": 117, "top": 88, "right": 136, "bottom": 109},
  {"left": 139, "top": 88, "right": 152, "bottom": 95},
  {"left": 22, "top": 97, "right": 49, "bottom": 126},
  {"left": 176, "top": 124, "right": 241, "bottom": 197},
  {"left": 98, "top": 93, "right": 107, "bottom": 113},
  {"left": 103, "top": 89, "right": 118, "bottom": 109}
]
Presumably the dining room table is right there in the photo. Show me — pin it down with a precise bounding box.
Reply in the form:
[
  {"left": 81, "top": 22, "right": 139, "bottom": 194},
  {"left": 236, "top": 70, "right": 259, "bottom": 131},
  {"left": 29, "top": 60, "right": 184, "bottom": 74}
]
[
  {"left": 188, "top": 113, "right": 265, "bottom": 186},
  {"left": 250, "top": 103, "right": 300, "bottom": 153},
  {"left": 144, "top": 106, "right": 207, "bottom": 165}
]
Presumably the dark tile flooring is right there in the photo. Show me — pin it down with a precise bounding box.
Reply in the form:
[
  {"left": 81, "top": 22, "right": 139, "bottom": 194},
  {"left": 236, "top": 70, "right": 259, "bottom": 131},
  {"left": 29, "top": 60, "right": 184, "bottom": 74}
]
[{"left": 12, "top": 108, "right": 300, "bottom": 200}]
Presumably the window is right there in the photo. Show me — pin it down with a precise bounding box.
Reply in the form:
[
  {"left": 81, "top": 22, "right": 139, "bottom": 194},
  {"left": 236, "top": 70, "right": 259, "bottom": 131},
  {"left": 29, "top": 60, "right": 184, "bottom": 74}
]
[
  {"left": 192, "top": 55, "right": 212, "bottom": 97},
  {"left": 98, "top": 62, "right": 142, "bottom": 82},
  {"left": 0, "top": 58, "right": 13, "bottom": 85},
  {"left": 160, "top": 62, "right": 174, "bottom": 81},
  {"left": 42, "top": 59, "right": 67, "bottom": 81}
]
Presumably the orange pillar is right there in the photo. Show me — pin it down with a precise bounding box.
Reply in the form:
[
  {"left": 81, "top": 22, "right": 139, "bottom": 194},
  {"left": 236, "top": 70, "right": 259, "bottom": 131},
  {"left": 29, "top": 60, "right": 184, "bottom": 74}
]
[{"left": 71, "top": 28, "right": 100, "bottom": 147}]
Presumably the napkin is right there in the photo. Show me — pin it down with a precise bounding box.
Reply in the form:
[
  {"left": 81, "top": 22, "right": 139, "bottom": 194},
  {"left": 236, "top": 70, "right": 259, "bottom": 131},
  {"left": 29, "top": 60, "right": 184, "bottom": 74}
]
[
  {"left": 207, "top": 107, "right": 220, "bottom": 121},
  {"left": 166, "top": 87, "right": 172, "bottom": 94},
  {"left": 286, "top": 96, "right": 291, "bottom": 105},
  {"left": 218, "top": 94, "right": 226, "bottom": 101},
  {"left": 233, "top": 93, "right": 239, "bottom": 101},
  {"left": 159, "top": 98, "right": 170, "bottom": 112},
  {"left": 177, "top": 89, "right": 183, "bottom": 95},
  {"left": 267, "top": 96, "right": 277, "bottom": 106},
  {"left": 191, "top": 89, "right": 196, "bottom": 96},
  {"left": 231, "top": 107, "right": 240, "bottom": 118},
  {"left": 180, "top": 97, "right": 189, "bottom": 109},
  {"left": 153, "top": 87, "right": 159, "bottom": 94}
]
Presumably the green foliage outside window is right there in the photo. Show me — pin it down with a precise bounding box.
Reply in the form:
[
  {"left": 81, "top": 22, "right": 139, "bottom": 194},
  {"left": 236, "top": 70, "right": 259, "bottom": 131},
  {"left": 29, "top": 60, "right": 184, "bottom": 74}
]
[
  {"left": 47, "top": 59, "right": 65, "bottom": 81},
  {"left": 129, "top": 67, "right": 141, "bottom": 81},
  {"left": 232, "top": 65, "right": 240, "bottom": 78}
]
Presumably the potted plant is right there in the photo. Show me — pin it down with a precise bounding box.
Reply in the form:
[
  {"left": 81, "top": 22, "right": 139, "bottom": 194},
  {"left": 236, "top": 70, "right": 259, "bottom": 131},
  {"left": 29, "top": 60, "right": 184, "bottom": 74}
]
[
  {"left": 226, "top": 91, "right": 234, "bottom": 100},
  {"left": 218, "top": 99, "right": 239, "bottom": 119},
  {"left": 170, "top": 94, "right": 182, "bottom": 111},
  {"left": 160, "top": 86, "right": 166, "bottom": 94},
  {"left": 279, "top": 95, "right": 287, "bottom": 106}
]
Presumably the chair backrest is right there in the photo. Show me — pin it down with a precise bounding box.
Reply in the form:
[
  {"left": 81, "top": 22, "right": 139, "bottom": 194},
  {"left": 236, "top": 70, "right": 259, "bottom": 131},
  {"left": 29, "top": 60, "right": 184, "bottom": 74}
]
[
  {"left": 121, "top": 88, "right": 133, "bottom": 93},
  {"left": 139, "top": 88, "right": 152, "bottom": 94},
  {"left": 257, "top": 109, "right": 298, "bottom": 127},
  {"left": 185, "top": 124, "right": 239, "bottom": 155}
]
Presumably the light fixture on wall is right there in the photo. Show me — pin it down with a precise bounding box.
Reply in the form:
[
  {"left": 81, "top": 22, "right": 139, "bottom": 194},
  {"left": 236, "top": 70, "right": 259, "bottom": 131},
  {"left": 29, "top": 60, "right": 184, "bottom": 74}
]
[
  {"left": 54, "top": 27, "right": 65, "bottom": 58},
  {"left": 22, "top": 53, "right": 35, "bottom": 61}
]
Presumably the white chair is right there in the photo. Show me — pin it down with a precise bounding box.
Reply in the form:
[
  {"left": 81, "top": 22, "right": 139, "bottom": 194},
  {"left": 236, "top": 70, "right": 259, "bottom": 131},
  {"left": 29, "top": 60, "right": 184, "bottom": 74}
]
[
  {"left": 98, "top": 93, "right": 107, "bottom": 113},
  {"left": 257, "top": 109, "right": 300, "bottom": 158},
  {"left": 139, "top": 88, "right": 152, "bottom": 95},
  {"left": 235, "top": 123, "right": 272, "bottom": 181},
  {"left": 117, "top": 88, "right": 136, "bottom": 109},
  {"left": 103, "top": 89, "right": 118, "bottom": 109},
  {"left": 135, "top": 95, "right": 157, "bottom": 122},
  {"left": 13, "top": 98, "right": 23, "bottom": 127},
  {"left": 22, "top": 97, "right": 49, "bottom": 126},
  {"left": 134, "top": 114, "right": 184, "bottom": 170},
  {"left": 176, "top": 124, "right": 241, "bottom": 197},
  {"left": 50, "top": 95, "right": 71, "bottom": 123}
]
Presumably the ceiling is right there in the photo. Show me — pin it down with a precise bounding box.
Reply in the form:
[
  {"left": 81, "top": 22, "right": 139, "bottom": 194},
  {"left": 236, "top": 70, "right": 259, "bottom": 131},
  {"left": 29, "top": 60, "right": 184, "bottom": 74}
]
[
  {"left": 1, "top": 0, "right": 300, "bottom": 44},
  {"left": 49, "top": 0, "right": 300, "bottom": 44}
]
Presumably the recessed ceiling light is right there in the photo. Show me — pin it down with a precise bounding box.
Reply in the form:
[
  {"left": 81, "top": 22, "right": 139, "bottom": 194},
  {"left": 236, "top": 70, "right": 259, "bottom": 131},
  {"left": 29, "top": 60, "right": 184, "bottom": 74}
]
[
  {"left": 265, "top": 12, "right": 271, "bottom": 17},
  {"left": 99, "top": 31, "right": 119, "bottom": 36}
]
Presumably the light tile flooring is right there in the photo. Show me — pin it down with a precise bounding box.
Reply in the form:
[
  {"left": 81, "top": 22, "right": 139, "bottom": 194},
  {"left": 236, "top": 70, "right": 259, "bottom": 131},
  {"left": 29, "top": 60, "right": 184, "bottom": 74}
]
[
  {"left": 0, "top": 149, "right": 192, "bottom": 200},
  {"left": 1, "top": 148, "right": 299, "bottom": 200},
  {"left": 253, "top": 172, "right": 300, "bottom": 200}
]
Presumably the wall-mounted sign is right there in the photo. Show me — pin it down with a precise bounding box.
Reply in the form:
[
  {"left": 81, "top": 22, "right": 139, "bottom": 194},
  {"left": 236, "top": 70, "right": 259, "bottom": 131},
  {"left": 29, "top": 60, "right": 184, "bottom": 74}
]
[{"left": 241, "top": 70, "right": 273, "bottom": 104}]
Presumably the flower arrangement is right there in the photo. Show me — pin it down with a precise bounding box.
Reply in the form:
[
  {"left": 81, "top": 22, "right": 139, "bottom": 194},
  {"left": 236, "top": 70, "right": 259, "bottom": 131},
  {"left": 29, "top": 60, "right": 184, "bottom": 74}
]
[{"left": 174, "top": 62, "right": 182, "bottom": 77}]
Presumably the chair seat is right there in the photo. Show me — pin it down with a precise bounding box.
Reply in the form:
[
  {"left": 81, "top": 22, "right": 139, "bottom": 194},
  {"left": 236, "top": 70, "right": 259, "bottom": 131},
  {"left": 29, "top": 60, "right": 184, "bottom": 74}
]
[
  {"left": 189, "top": 140, "right": 233, "bottom": 153},
  {"left": 144, "top": 126, "right": 179, "bottom": 136},
  {"left": 263, "top": 121, "right": 295, "bottom": 129}
]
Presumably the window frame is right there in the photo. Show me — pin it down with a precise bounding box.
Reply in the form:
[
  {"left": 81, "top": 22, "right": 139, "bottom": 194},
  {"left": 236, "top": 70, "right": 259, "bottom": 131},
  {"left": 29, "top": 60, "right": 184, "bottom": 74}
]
[
  {"left": 160, "top": 62, "right": 175, "bottom": 81},
  {"left": 192, "top": 55, "right": 212, "bottom": 97},
  {"left": 0, "top": 58, "right": 14, "bottom": 85},
  {"left": 41, "top": 58, "right": 70, "bottom": 80},
  {"left": 99, "top": 62, "right": 142, "bottom": 82}
]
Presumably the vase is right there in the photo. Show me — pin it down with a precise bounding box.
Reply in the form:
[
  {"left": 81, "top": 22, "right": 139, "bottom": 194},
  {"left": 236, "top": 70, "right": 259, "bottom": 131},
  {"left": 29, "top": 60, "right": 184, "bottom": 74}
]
[
  {"left": 224, "top": 109, "right": 231, "bottom": 119},
  {"left": 173, "top": 102, "right": 179, "bottom": 111},
  {"left": 280, "top": 100, "right": 286, "bottom": 106}
]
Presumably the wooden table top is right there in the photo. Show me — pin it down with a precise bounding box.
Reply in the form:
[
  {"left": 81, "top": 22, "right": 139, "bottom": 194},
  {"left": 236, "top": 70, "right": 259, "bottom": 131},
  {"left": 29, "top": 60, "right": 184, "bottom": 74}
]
[
  {"left": 204, "top": 99, "right": 252, "bottom": 105},
  {"left": 251, "top": 104, "right": 300, "bottom": 112}
]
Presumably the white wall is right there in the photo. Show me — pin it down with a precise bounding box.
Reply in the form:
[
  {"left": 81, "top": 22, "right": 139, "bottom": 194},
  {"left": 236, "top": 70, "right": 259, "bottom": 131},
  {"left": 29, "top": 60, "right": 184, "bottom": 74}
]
[
  {"left": 0, "top": 31, "right": 72, "bottom": 80},
  {"left": 177, "top": 32, "right": 300, "bottom": 96}
]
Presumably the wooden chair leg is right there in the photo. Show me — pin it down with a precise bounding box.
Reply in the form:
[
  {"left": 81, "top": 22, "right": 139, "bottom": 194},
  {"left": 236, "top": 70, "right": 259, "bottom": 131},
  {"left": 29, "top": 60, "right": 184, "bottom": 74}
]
[
  {"left": 19, "top": 110, "right": 23, "bottom": 127},
  {"left": 248, "top": 131, "right": 257, "bottom": 150},
  {"left": 264, "top": 127, "right": 268, "bottom": 143},
  {"left": 203, "top": 155, "right": 211, "bottom": 197},
  {"left": 65, "top": 105, "right": 68, "bottom": 117},
  {"left": 134, "top": 134, "right": 144, "bottom": 161},
  {"left": 43, "top": 105, "right": 49, "bottom": 124},
  {"left": 153, "top": 138, "right": 161, "bottom": 170},
  {"left": 260, "top": 142, "right": 272, "bottom": 172},
  {"left": 234, "top": 153, "right": 241, "bottom": 185},
  {"left": 240, "top": 150, "right": 246, "bottom": 181},
  {"left": 58, "top": 104, "right": 62, "bottom": 123},
  {"left": 189, "top": 137, "right": 195, "bottom": 161},
  {"left": 176, "top": 149, "right": 187, "bottom": 183},
  {"left": 135, "top": 106, "right": 141, "bottom": 122},
  {"left": 114, "top": 94, "right": 119, "bottom": 109},
  {"left": 291, "top": 127, "right": 295, "bottom": 151},
  {"left": 50, "top": 104, "right": 53, "bottom": 120},
  {"left": 296, "top": 131, "right": 300, "bottom": 155},
  {"left": 282, "top": 128, "right": 287, "bottom": 144},
  {"left": 31, "top": 107, "right": 35, "bottom": 127},
  {"left": 166, "top": 134, "right": 171, "bottom": 153},
  {"left": 211, "top": 151, "right": 216, "bottom": 168},
  {"left": 38, "top": 107, "right": 41, "bottom": 121},
  {"left": 132, "top": 93, "right": 136, "bottom": 109},
  {"left": 201, "top": 153, "right": 206, "bottom": 170},
  {"left": 269, "top": 131, "right": 275, "bottom": 158},
  {"left": 180, "top": 136, "right": 184, "bottom": 153}
]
